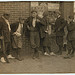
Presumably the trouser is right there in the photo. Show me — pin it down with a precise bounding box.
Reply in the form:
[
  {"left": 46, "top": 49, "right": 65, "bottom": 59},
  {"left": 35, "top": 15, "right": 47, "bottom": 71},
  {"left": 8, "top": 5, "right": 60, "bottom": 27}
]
[
  {"left": 14, "top": 48, "right": 22, "bottom": 58},
  {"left": 67, "top": 40, "right": 75, "bottom": 55},
  {"left": 30, "top": 32, "right": 40, "bottom": 57},
  {"left": 1, "top": 42, "right": 12, "bottom": 57},
  {"left": 40, "top": 38, "right": 44, "bottom": 53},
  {"left": 12, "top": 35, "right": 23, "bottom": 59},
  {"left": 33, "top": 47, "right": 39, "bottom": 58},
  {"left": 30, "top": 32, "right": 40, "bottom": 48},
  {"left": 43, "top": 46, "right": 51, "bottom": 53},
  {"left": 12, "top": 35, "right": 22, "bottom": 49},
  {"left": 63, "top": 44, "right": 67, "bottom": 51},
  {"left": 40, "top": 38, "right": 44, "bottom": 47},
  {"left": 0, "top": 41, "right": 12, "bottom": 63},
  {"left": 5, "top": 42, "right": 12, "bottom": 55},
  {"left": 56, "top": 36, "right": 63, "bottom": 53}
]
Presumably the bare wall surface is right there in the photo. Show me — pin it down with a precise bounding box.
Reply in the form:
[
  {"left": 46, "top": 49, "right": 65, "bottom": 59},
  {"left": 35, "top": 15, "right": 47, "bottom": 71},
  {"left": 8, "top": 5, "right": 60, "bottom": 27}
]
[{"left": 0, "top": 2, "right": 30, "bottom": 23}]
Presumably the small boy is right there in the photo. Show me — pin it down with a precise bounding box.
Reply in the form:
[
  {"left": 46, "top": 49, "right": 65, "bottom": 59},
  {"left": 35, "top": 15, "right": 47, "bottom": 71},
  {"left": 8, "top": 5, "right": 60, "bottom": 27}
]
[{"left": 41, "top": 11, "right": 56, "bottom": 56}]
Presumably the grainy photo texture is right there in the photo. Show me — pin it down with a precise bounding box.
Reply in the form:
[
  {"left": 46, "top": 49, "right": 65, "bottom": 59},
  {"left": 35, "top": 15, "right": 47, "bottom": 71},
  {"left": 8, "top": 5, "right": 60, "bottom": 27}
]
[{"left": 0, "top": 1, "right": 75, "bottom": 73}]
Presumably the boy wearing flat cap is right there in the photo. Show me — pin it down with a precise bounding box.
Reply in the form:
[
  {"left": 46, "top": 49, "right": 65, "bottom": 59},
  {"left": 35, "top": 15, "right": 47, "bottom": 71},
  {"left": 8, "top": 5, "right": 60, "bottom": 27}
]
[
  {"left": 25, "top": 10, "right": 42, "bottom": 59},
  {"left": 40, "top": 11, "right": 56, "bottom": 56},
  {"left": 55, "top": 11, "right": 66, "bottom": 55},
  {"left": 64, "top": 16, "right": 75, "bottom": 59},
  {"left": 0, "top": 11, "right": 15, "bottom": 63},
  {"left": 11, "top": 17, "right": 25, "bottom": 61}
]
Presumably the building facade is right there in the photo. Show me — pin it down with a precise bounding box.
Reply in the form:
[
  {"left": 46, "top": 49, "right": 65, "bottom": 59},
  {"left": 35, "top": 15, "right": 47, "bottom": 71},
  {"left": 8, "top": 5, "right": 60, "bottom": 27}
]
[
  {"left": 0, "top": 1, "right": 74, "bottom": 52},
  {"left": 0, "top": 1, "right": 74, "bottom": 23},
  {"left": 0, "top": 1, "right": 30, "bottom": 23}
]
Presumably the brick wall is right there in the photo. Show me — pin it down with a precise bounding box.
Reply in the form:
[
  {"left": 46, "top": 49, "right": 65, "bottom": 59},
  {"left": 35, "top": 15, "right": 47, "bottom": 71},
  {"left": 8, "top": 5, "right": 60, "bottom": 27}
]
[
  {"left": 0, "top": 2, "right": 31, "bottom": 54},
  {"left": 0, "top": 1, "right": 30, "bottom": 23}
]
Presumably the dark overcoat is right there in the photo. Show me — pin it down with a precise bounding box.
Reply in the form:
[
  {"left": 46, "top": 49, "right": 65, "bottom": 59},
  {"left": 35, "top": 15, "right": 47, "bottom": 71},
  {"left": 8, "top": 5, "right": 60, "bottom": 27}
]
[
  {"left": 10, "top": 22, "right": 24, "bottom": 35},
  {"left": 67, "top": 21, "right": 75, "bottom": 41},
  {"left": 0, "top": 17, "right": 10, "bottom": 43},
  {"left": 40, "top": 16, "right": 48, "bottom": 38},
  {"left": 40, "top": 16, "right": 52, "bottom": 47},
  {"left": 55, "top": 17, "right": 66, "bottom": 36},
  {"left": 10, "top": 22, "right": 24, "bottom": 48}
]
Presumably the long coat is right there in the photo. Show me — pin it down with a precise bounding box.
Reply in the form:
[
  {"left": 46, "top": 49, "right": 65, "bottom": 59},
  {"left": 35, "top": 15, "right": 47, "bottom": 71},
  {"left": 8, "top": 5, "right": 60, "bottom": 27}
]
[
  {"left": 0, "top": 17, "right": 10, "bottom": 43},
  {"left": 10, "top": 22, "right": 24, "bottom": 48},
  {"left": 55, "top": 17, "right": 66, "bottom": 36},
  {"left": 40, "top": 16, "right": 50, "bottom": 38},
  {"left": 40, "top": 16, "right": 52, "bottom": 47},
  {"left": 67, "top": 21, "right": 75, "bottom": 41}
]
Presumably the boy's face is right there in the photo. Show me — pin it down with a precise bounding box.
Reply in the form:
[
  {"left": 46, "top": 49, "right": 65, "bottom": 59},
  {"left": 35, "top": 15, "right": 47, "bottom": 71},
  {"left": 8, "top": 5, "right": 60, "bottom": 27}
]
[{"left": 32, "top": 12, "right": 37, "bottom": 18}]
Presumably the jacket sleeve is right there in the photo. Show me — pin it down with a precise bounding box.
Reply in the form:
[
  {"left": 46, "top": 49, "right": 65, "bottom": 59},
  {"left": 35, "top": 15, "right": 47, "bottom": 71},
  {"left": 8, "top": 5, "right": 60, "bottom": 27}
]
[
  {"left": 0, "top": 21, "right": 3, "bottom": 36},
  {"left": 10, "top": 23, "right": 16, "bottom": 34},
  {"left": 24, "top": 17, "right": 30, "bottom": 37},
  {"left": 25, "top": 17, "right": 30, "bottom": 26},
  {"left": 25, "top": 17, "right": 31, "bottom": 30},
  {"left": 58, "top": 19, "right": 67, "bottom": 30},
  {"left": 67, "top": 22, "right": 75, "bottom": 31},
  {"left": 54, "top": 19, "right": 60, "bottom": 32},
  {"left": 0, "top": 21, "right": 3, "bottom": 30},
  {"left": 40, "top": 18, "right": 47, "bottom": 26}
]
